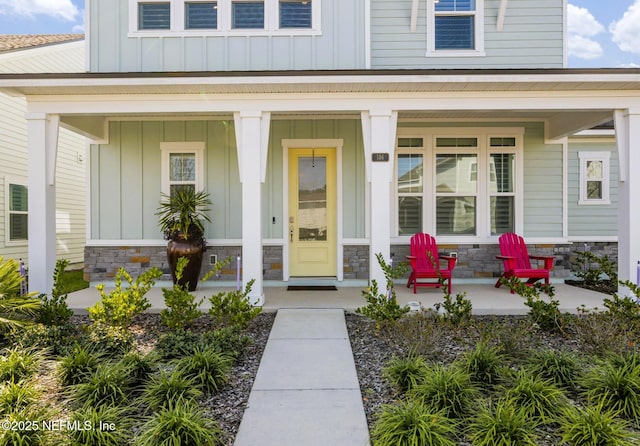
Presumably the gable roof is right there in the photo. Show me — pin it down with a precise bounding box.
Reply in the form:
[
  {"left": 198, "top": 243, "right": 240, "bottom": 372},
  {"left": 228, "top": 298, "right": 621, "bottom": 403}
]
[{"left": 0, "top": 34, "right": 84, "bottom": 53}]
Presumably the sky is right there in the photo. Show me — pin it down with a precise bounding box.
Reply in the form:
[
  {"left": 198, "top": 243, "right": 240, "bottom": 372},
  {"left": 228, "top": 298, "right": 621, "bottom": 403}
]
[{"left": 0, "top": 0, "right": 638, "bottom": 68}]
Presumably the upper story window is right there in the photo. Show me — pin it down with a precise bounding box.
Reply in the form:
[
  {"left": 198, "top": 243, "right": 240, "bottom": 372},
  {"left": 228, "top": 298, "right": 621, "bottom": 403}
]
[
  {"left": 130, "top": 0, "right": 320, "bottom": 35},
  {"left": 427, "top": 0, "right": 485, "bottom": 57},
  {"left": 139, "top": 2, "right": 171, "bottom": 30},
  {"left": 186, "top": 2, "right": 218, "bottom": 29}
]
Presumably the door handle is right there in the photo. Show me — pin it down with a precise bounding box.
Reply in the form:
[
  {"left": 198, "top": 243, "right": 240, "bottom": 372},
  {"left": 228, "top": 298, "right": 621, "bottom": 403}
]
[{"left": 290, "top": 227, "right": 294, "bottom": 242}]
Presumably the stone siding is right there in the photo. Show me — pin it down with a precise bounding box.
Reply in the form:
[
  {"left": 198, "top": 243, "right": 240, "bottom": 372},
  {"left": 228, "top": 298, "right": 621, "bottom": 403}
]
[{"left": 84, "top": 242, "right": 617, "bottom": 282}]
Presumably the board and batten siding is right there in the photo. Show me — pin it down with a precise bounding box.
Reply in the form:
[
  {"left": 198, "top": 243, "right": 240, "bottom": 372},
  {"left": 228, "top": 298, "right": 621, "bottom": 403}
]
[
  {"left": 567, "top": 141, "right": 618, "bottom": 238},
  {"left": 370, "top": 0, "right": 565, "bottom": 69},
  {"left": 0, "top": 41, "right": 87, "bottom": 266},
  {"left": 91, "top": 119, "right": 366, "bottom": 242},
  {"left": 88, "top": 0, "right": 367, "bottom": 72}
]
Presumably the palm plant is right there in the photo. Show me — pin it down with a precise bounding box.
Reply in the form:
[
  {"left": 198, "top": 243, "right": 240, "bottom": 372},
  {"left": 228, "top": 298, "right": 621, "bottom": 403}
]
[
  {"left": 155, "top": 189, "right": 211, "bottom": 243},
  {"left": 0, "top": 257, "right": 40, "bottom": 332}
]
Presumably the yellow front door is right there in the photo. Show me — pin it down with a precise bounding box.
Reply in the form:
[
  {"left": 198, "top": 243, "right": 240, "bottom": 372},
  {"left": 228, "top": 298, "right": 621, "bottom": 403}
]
[{"left": 288, "top": 148, "right": 337, "bottom": 277}]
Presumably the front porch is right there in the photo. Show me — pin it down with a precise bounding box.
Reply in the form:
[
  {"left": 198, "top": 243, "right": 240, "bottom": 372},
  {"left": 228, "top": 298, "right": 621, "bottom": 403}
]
[{"left": 66, "top": 281, "right": 610, "bottom": 315}]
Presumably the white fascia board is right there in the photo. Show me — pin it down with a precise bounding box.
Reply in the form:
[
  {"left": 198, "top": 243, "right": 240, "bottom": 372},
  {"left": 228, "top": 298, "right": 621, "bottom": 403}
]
[
  {"left": 2, "top": 72, "right": 640, "bottom": 92},
  {"left": 23, "top": 92, "right": 640, "bottom": 117}
]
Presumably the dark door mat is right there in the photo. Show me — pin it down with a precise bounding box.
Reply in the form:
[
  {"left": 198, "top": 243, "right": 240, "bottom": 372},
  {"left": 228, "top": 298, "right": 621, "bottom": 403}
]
[{"left": 287, "top": 285, "right": 338, "bottom": 291}]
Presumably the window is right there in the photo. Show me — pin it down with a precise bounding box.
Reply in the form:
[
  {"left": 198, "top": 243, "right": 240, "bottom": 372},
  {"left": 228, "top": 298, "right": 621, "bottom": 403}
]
[
  {"left": 139, "top": 2, "right": 171, "bottom": 30},
  {"left": 427, "top": 0, "right": 484, "bottom": 56},
  {"left": 279, "top": 0, "right": 312, "bottom": 28},
  {"left": 394, "top": 129, "right": 522, "bottom": 240},
  {"left": 578, "top": 151, "right": 610, "bottom": 205},
  {"left": 161, "top": 142, "right": 205, "bottom": 196},
  {"left": 435, "top": 138, "right": 478, "bottom": 235},
  {"left": 131, "top": 0, "right": 320, "bottom": 34},
  {"left": 185, "top": 2, "right": 217, "bottom": 29},
  {"left": 232, "top": 1, "right": 264, "bottom": 28},
  {"left": 5, "top": 179, "right": 28, "bottom": 244}
]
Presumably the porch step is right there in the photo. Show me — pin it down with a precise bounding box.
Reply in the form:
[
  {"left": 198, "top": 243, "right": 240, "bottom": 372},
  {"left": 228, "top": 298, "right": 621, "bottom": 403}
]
[{"left": 233, "top": 309, "right": 370, "bottom": 446}]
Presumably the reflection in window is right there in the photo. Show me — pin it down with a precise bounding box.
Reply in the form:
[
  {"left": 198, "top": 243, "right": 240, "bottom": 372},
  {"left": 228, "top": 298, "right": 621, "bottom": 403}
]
[
  {"left": 436, "top": 197, "right": 476, "bottom": 235},
  {"left": 139, "top": 2, "right": 171, "bottom": 30},
  {"left": 232, "top": 1, "right": 265, "bottom": 28},
  {"left": 279, "top": 0, "right": 312, "bottom": 28},
  {"left": 186, "top": 2, "right": 218, "bottom": 29},
  {"left": 298, "top": 156, "right": 327, "bottom": 241}
]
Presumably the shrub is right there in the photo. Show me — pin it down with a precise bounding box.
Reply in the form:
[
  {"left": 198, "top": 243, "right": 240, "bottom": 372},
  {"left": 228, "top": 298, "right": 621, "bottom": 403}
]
[
  {"left": 88, "top": 267, "right": 162, "bottom": 328},
  {"left": 12, "top": 323, "right": 79, "bottom": 357},
  {"left": 72, "top": 363, "right": 132, "bottom": 409},
  {"left": 560, "top": 404, "right": 639, "bottom": 446},
  {"left": 581, "top": 358, "right": 640, "bottom": 424},
  {"left": 371, "top": 400, "right": 458, "bottom": 446},
  {"left": 174, "top": 348, "right": 233, "bottom": 394},
  {"left": 161, "top": 257, "right": 203, "bottom": 331},
  {"left": 58, "top": 344, "right": 104, "bottom": 387},
  {"left": 35, "top": 259, "right": 74, "bottom": 326},
  {"left": 0, "top": 381, "right": 39, "bottom": 415},
  {"left": 199, "top": 326, "right": 252, "bottom": 359},
  {"left": 208, "top": 279, "right": 261, "bottom": 328},
  {"left": 0, "top": 257, "right": 41, "bottom": 333},
  {"left": 356, "top": 253, "right": 409, "bottom": 324},
  {"left": 502, "top": 369, "right": 567, "bottom": 421},
  {"left": 117, "top": 351, "right": 158, "bottom": 389},
  {"left": 0, "top": 406, "right": 50, "bottom": 446},
  {"left": 574, "top": 311, "right": 636, "bottom": 357},
  {"left": 436, "top": 290, "right": 473, "bottom": 326},
  {"left": 410, "top": 364, "right": 480, "bottom": 419},
  {"left": 458, "top": 342, "right": 507, "bottom": 389},
  {"left": 69, "top": 405, "right": 133, "bottom": 446},
  {"left": 156, "top": 329, "right": 201, "bottom": 360},
  {"left": 141, "top": 371, "right": 202, "bottom": 412},
  {"left": 86, "top": 323, "right": 134, "bottom": 356},
  {"left": 134, "top": 398, "right": 223, "bottom": 446},
  {"left": 505, "top": 276, "right": 570, "bottom": 334},
  {"left": 526, "top": 349, "right": 582, "bottom": 391},
  {"left": 0, "top": 347, "right": 42, "bottom": 384},
  {"left": 571, "top": 250, "right": 618, "bottom": 288},
  {"left": 468, "top": 399, "right": 539, "bottom": 446},
  {"left": 383, "top": 354, "right": 429, "bottom": 393},
  {"left": 604, "top": 280, "right": 640, "bottom": 327}
]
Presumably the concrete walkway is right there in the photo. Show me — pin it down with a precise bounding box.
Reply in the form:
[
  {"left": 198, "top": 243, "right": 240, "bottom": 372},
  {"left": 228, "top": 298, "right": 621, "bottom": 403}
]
[{"left": 233, "top": 309, "right": 370, "bottom": 446}]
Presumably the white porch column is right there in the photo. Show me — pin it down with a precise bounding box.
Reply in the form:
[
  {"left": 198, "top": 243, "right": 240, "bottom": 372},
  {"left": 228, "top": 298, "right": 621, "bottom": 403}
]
[
  {"left": 615, "top": 109, "right": 640, "bottom": 294},
  {"left": 26, "top": 113, "right": 59, "bottom": 294},
  {"left": 362, "top": 110, "right": 398, "bottom": 286},
  {"left": 234, "top": 111, "right": 270, "bottom": 306}
]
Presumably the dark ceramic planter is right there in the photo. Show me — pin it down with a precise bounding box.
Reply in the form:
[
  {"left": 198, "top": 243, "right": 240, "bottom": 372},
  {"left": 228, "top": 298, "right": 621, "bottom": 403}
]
[{"left": 167, "top": 239, "right": 204, "bottom": 292}]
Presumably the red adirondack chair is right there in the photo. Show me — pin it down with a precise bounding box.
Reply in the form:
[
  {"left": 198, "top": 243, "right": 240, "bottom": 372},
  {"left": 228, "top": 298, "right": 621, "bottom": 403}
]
[
  {"left": 495, "top": 232, "right": 555, "bottom": 292},
  {"left": 406, "top": 233, "right": 456, "bottom": 294}
]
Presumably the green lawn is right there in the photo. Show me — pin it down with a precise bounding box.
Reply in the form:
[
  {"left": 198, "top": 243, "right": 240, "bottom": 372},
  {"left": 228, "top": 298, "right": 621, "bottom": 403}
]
[{"left": 58, "top": 269, "right": 89, "bottom": 294}]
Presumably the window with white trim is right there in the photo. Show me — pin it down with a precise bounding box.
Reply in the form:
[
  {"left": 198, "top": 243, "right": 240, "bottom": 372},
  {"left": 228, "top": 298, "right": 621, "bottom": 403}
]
[
  {"left": 578, "top": 151, "right": 610, "bottom": 205},
  {"left": 131, "top": 0, "right": 319, "bottom": 34},
  {"left": 4, "top": 178, "right": 28, "bottom": 244},
  {"left": 394, "top": 129, "right": 522, "bottom": 240},
  {"left": 427, "top": 0, "right": 485, "bottom": 56},
  {"left": 160, "top": 142, "right": 205, "bottom": 196}
]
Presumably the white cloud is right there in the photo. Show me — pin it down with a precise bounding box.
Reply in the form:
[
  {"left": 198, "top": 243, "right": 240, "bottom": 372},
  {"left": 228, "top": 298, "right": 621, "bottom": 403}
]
[
  {"left": 610, "top": 0, "right": 640, "bottom": 56},
  {"left": 568, "top": 4, "right": 605, "bottom": 37},
  {"left": 567, "top": 4, "right": 605, "bottom": 60},
  {"left": 618, "top": 62, "right": 640, "bottom": 68},
  {"left": 0, "top": 0, "right": 79, "bottom": 21},
  {"left": 568, "top": 34, "right": 604, "bottom": 60}
]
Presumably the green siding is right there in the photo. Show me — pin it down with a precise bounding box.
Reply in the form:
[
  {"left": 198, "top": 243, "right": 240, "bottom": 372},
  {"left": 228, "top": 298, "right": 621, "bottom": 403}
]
[
  {"left": 91, "top": 119, "right": 365, "bottom": 241},
  {"left": 568, "top": 142, "right": 618, "bottom": 237},
  {"left": 88, "top": 0, "right": 366, "bottom": 72},
  {"left": 371, "top": 0, "right": 564, "bottom": 69},
  {"left": 523, "top": 124, "right": 563, "bottom": 237}
]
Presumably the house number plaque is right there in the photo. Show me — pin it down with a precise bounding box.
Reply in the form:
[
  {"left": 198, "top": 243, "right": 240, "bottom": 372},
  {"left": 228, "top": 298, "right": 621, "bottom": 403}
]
[{"left": 371, "top": 153, "right": 389, "bottom": 162}]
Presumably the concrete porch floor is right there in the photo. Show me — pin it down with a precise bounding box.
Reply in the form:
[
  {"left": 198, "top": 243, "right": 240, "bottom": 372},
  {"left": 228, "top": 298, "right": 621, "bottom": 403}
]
[{"left": 66, "top": 281, "right": 610, "bottom": 315}]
